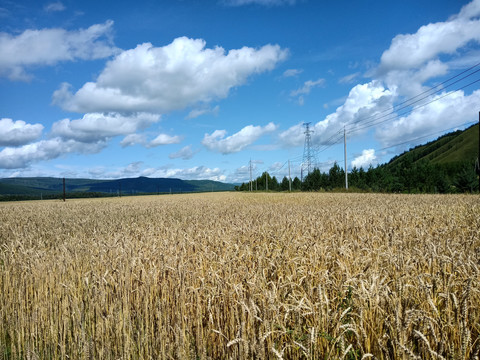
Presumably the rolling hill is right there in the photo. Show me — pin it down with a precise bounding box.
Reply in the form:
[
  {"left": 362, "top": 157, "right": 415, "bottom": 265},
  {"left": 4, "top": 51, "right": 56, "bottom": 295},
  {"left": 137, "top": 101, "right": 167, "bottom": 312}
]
[
  {"left": 0, "top": 176, "right": 235, "bottom": 200},
  {"left": 387, "top": 123, "right": 478, "bottom": 167}
]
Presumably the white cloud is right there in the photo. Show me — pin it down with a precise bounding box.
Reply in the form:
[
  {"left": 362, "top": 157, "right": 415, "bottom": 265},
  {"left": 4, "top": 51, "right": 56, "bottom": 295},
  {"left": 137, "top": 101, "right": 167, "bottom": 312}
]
[
  {"left": 120, "top": 132, "right": 182, "bottom": 148},
  {"left": 380, "top": 11, "right": 480, "bottom": 72},
  {"left": 0, "top": 118, "right": 43, "bottom": 146},
  {"left": 290, "top": 78, "right": 325, "bottom": 97},
  {"left": 351, "top": 149, "right": 377, "bottom": 169},
  {"left": 0, "top": 138, "right": 105, "bottom": 169},
  {"left": 279, "top": 81, "right": 393, "bottom": 147},
  {"left": 290, "top": 78, "right": 325, "bottom": 105},
  {"left": 269, "top": 162, "right": 284, "bottom": 172},
  {"left": 0, "top": 21, "right": 118, "bottom": 81},
  {"left": 223, "top": 0, "right": 297, "bottom": 6},
  {"left": 53, "top": 37, "right": 288, "bottom": 113},
  {"left": 44, "top": 2, "right": 65, "bottom": 12},
  {"left": 124, "top": 161, "right": 143, "bottom": 174},
  {"left": 147, "top": 133, "right": 182, "bottom": 148},
  {"left": 228, "top": 165, "right": 252, "bottom": 183},
  {"left": 147, "top": 165, "right": 226, "bottom": 181},
  {"left": 120, "top": 134, "right": 147, "bottom": 148},
  {"left": 228, "top": 160, "right": 264, "bottom": 183},
  {"left": 375, "top": 89, "right": 480, "bottom": 148},
  {"left": 458, "top": 0, "right": 480, "bottom": 19},
  {"left": 186, "top": 105, "right": 220, "bottom": 119},
  {"left": 51, "top": 112, "right": 160, "bottom": 143},
  {"left": 202, "top": 122, "right": 277, "bottom": 154},
  {"left": 282, "top": 68, "right": 303, "bottom": 77},
  {"left": 377, "top": 0, "right": 480, "bottom": 96},
  {"left": 169, "top": 145, "right": 197, "bottom": 160},
  {"left": 339, "top": 72, "right": 360, "bottom": 84},
  {"left": 87, "top": 161, "right": 144, "bottom": 179},
  {"left": 0, "top": 112, "right": 166, "bottom": 169}
]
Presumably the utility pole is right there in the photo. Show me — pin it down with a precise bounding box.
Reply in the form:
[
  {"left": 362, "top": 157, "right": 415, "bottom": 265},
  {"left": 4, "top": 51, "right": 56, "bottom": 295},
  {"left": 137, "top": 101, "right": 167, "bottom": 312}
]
[
  {"left": 477, "top": 111, "right": 480, "bottom": 191},
  {"left": 62, "top": 178, "right": 66, "bottom": 202},
  {"left": 265, "top": 172, "right": 268, "bottom": 191},
  {"left": 249, "top": 159, "right": 253, "bottom": 192},
  {"left": 344, "top": 127, "right": 348, "bottom": 190},
  {"left": 288, "top": 160, "right": 292, "bottom": 192}
]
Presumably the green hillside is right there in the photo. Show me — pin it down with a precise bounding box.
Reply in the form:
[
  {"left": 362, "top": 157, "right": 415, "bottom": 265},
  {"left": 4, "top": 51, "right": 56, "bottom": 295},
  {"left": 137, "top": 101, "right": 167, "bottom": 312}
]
[{"left": 388, "top": 123, "right": 478, "bottom": 167}]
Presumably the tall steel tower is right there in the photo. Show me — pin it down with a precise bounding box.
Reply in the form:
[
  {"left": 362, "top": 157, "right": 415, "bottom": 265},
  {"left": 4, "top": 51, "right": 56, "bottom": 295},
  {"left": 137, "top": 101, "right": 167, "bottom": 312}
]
[{"left": 301, "top": 122, "right": 315, "bottom": 177}]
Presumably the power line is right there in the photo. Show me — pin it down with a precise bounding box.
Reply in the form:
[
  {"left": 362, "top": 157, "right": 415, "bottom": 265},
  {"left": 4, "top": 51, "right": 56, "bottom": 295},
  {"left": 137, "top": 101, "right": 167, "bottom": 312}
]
[
  {"left": 308, "top": 63, "right": 480, "bottom": 159},
  {"left": 374, "top": 120, "right": 477, "bottom": 154},
  {"left": 349, "top": 77, "right": 480, "bottom": 136},
  {"left": 347, "top": 61, "right": 480, "bottom": 130},
  {"left": 312, "top": 75, "right": 480, "bottom": 158}
]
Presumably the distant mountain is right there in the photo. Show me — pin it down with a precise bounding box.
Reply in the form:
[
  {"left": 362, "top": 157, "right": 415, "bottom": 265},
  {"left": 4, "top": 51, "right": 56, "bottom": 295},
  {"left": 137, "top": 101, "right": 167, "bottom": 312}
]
[{"left": 0, "top": 176, "right": 235, "bottom": 200}]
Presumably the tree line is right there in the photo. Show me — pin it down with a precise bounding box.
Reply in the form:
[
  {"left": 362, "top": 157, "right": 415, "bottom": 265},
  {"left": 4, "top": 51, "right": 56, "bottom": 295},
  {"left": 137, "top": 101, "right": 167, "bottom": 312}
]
[{"left": 235, "top": 159, "right": 479, "bottom": 193}]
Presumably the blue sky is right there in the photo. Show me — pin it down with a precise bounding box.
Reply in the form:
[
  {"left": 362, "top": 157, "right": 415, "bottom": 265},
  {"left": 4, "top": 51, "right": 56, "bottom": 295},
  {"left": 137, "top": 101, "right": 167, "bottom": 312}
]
[{"left": 1, "top": 0, "right": 479, "bottom": 183}]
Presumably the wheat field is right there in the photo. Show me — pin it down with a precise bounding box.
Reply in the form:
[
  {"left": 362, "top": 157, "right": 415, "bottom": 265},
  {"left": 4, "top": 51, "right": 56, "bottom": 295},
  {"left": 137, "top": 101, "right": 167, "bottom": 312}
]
[{"left": 0, "top": 192, "right": 479, "bottom": 359}]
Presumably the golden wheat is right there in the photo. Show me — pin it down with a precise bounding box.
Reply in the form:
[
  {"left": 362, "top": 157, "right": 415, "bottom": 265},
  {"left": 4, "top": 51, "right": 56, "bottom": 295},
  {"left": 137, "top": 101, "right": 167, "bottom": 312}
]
[{"left": 0, "top": 192, "right": 479, "bottom": 359}]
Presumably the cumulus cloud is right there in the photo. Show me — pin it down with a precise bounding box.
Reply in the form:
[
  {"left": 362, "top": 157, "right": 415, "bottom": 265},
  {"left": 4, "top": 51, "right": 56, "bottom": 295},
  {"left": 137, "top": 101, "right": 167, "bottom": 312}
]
[
  {"left": 0, "top": 118, "right": 44, "bottom": 146},
  {"left": 0, "top": 112, "right": 170, "bottom": 169},
  {"left": 0, "top": 138, "right": 106, "bottom": 169},
  {"left": 0, "top": 21, "right": 118, "bottom": 81},
  {"left": 53, "top": 37, "right": 288, "bottom": 113},
  {"left": 458, "top": 0, "right": 480, "bottom": 19},
  {"left": 377, "top": 0, "right": 480, "bottom": 96},
  {"left": 169, "top": 145, "right": 197, "bottom": 160},
  {"left": 51, "top": 112, "right": 160, "bottom": 143},
  {"left": 87, "top": 161, "right": 144, "bottom": 179},
  {"left": 375, "top": 89, "right": 480, "bottom": 148},
  {"left": 279, "top": 81, "right": 393, "bottom": 147},
  {"left": 380, "top": 18, "right": 480, "bottom": 72},
  {"left": 120, "top": 134, "right": 147, "bottom": 148},
  {"left": 120, "top": 132, "right": 182, "bottom": 148},
  {"left": 202, "top": 122, "right": 277, "bottom": 154},
  {"left": 228, "top": 165, "right": 252, "bottom": 183},
  {"left": 146, "top": 165, "right": 226, "bottom": 181},
  {"left": 228, "top": 160, "right": 264, "bottom": 182},
  {"left": 351, "top": 149, "right": 377, "bottom": 169},
  {"left": 148, "top": 134, "right": 182, "bottom": 148}
]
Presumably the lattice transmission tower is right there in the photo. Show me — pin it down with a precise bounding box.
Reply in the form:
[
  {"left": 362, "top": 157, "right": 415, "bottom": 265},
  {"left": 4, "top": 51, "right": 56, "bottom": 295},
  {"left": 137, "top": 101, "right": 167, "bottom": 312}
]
[{"left": 301, "top": 122, "right": 315, "bottom": 180}]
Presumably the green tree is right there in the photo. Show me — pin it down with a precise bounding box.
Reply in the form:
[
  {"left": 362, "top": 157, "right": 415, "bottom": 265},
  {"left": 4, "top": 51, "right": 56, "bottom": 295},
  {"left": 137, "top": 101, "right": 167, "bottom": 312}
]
[
  {"left": 302, "top": 168, "right": 322, "bottom": 191},
  {"left": 454, "top": 163, "right": 478, "bottom": 193},
  {"left": 328, "top": 162, "right": 345, "bottom": 189},
  {"left": 292, "top": 177, "right": 302, "bottom": 190},
  {"left": 270, "top": 176, "right": 279, "bottom": 191},
  {"left": 280, "top": 176, "right": 290, "bottom": 191}
]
